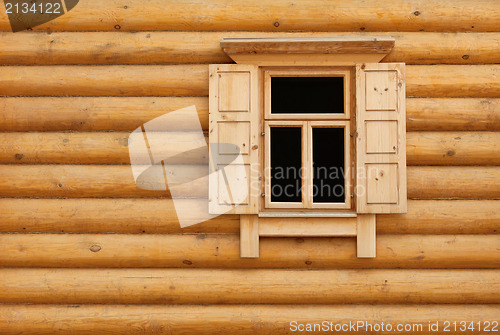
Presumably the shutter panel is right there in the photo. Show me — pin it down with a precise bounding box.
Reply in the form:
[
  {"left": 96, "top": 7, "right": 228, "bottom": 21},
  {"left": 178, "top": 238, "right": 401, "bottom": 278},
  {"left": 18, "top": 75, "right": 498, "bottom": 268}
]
[
  {"left": 356, "top": 63, "right": 407, "bottom": 213},
  {"left": 209, "top": 64, "right": 260, "bottom": 214}
]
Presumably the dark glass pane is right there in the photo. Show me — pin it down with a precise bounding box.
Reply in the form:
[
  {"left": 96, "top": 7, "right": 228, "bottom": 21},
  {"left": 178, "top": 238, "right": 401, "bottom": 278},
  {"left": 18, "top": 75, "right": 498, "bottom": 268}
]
[
  {"left": 271, "top": 77, "right": 344, "bottom": 114},
  {"left": 312, "top": 128, "right": 345, "bottom": 203},
  {"left": 270, "top": 127, "right": 302, "bottom": 203}
]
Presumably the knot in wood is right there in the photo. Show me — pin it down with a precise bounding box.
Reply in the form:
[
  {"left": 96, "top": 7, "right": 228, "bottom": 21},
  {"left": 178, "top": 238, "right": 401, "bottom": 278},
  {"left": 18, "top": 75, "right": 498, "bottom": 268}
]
[{"left": 89, "top": 245, "right": 102, "bottom": 253}]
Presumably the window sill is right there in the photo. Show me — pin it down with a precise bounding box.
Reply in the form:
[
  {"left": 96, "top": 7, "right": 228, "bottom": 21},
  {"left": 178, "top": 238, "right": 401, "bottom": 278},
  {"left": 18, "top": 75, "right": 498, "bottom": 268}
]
[{"left": 258, "top": 211, "right": 357, "bottom": 218}]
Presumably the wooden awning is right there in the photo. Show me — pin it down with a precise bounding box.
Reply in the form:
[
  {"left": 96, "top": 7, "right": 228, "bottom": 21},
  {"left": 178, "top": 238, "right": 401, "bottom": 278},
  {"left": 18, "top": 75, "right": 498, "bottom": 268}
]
[{"left": 220, "top": 37, "right": 395, "bottom": 66}]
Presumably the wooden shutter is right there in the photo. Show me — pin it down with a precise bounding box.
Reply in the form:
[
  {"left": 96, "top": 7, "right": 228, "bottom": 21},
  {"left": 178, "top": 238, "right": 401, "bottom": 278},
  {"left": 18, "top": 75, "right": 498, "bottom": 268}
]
[
  {"left": 209, "top": 64, "right": 260, "bottom": 214},
  {"left": 356, "top": 63, "right": 407, "bottom": 213}
]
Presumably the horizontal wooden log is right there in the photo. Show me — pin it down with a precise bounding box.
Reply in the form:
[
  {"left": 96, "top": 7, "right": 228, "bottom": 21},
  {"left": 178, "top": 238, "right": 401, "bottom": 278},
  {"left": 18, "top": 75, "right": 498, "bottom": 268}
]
[
  {"left": 406, "top": 65, "right": 500, "bottom": 98},
  {"left": 407, "top": 166, "right": 500, "bottom": 199},
  {"left": 0, "top": 268, "right": 496, "bottom": 304},
  {"left": 0, "top": 304, "right": 498, "bottom": 335},
  {"left": 0, "top": 199, "right": 497, "bottom": 234},
  {"left": 0, "top": 97, "right": 498, "bottom": 132},
  {"left": 1, "top": 32, "right": 499, "bottom": 65},
  {"left": 0, "top": 132, "right": 133, "bottom": 164},
  {"left": 0, "top": 198, "right": 239, "bottom": 233},
  {"left": 0, "top": 132, "right": 209, "bottom": 164},
  {"left": 0, "top": 65, "right": 208, "bottom": 96},
  {"left": 406, "top": 132, "right": 500, "bottom": 165},
  {"left": 0, "top": 65, "right": 498, "bottom": 97},
  {"left": 0, "top": 97, "right": 209, "bottom": 131},
  {"left": 0, "top": 165, "right": 498, "bottom": 199},
  {"left": 0, "top": 164, "right": 207, "bottom": 198},
  {"left": 377, "top": 200, "right": 500, "bottom": 234},
  {"left": 407, "top": 98, "right": 500, "bottom": 131},
  {"left": 0, "top": 0, "right": 498, "bottom": 32},
  {"left": 1, "top": 131, "right": 498, "bottom": 165},
  {"left": 0, "top": 234, "right": 497, "bottom": 268}
]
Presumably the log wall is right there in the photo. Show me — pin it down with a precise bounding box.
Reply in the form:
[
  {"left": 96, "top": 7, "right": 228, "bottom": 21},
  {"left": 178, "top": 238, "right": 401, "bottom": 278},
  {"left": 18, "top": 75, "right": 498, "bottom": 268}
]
[{"left": 0, "top": 1, "right": 499, "bottom": 333}]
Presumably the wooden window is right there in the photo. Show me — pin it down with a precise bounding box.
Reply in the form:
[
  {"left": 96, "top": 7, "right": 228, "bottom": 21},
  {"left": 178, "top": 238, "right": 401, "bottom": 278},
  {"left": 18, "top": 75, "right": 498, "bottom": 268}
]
[
  {"left": 208, "top": 63, "right": 406, "bottom": 216},
  {"left": 263, "top": 68, "right": 352, "bottom": 211},
  {"left": 213, "top": 37, "right": 403, "bottom": 258},
  {"left": 264, "top": 121, "right": 351, "bottom": 210}
]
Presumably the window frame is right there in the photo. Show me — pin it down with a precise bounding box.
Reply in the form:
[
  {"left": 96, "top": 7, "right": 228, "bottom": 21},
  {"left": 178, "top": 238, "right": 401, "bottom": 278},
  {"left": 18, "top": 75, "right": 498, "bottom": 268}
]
[
  {"left": 264, "top": 120, "right": 351, "bottom": 210},
  {"left": 264, "top": 69, "right": 351, "bottom": 120},
  {"left": 262, "top": 67, "right": 354, "bottom": 213},
  {"left": 264, "top": 121, "right": 308, "bottom": 209},
  {"left": 308, "top": 121, "right": 351, "bottom": 210}
]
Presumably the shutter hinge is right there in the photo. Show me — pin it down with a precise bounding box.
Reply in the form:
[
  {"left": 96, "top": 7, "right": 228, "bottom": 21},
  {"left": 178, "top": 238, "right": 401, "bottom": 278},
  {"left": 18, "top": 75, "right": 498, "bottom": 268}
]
[
  {"left": 261, "top": 132, "right": 265, "bottom": 136},
  {"left": 261, "top": 193, "right": 265, "bottom": 197}
]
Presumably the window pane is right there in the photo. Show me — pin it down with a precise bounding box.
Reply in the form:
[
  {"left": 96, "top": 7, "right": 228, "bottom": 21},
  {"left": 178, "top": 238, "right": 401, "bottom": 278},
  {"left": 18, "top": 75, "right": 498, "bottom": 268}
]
[
  {"left": 271, "top": 77, "right": 344, "bottom": 114},
  {"left": 312, "top": 127, "right": 345, "bottom": 203},
  {"left": 270, "top": 127, "right": 302, "bottom": 203}
]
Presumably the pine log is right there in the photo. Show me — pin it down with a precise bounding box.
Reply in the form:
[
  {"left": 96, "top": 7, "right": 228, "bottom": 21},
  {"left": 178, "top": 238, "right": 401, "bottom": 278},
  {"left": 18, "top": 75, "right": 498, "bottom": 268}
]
[
  {"left": 406, "top": 132, "right": 500, "bottom": 165},
  {"left": 0, "top": 31, "right": 498, "bottom": 65},
  {"left": 0, "top": 132, "right": 209, "bottom": 164},
  {"left": 0, "top": 199, "right": 497, "bottom": 234},
  {"left": 377, "top": 200, "right": 500, "bottom": 234},
  {"left": 0, "top": 65, "right": 208, "bottom": 96},
  {"left": 0, "top": 234, "right": 497, "bottom": 268},
  {"left": 0, "top": 65, "right": 498, "bottom": 97},
  {"left": 0, "top": 97, "right": 498, "bottom": 132},
  {"left": 0, "top": 0, "right": 497, "bottom": 32},
  {"left": 0, "top": 304, "right": 498, "bottom": 335},
  {"left": 0, "top": 164, "right": 207, "bottom": 198},
  {"left": 0, "top": 198, "right": 238, "bottom": 233},
  {"left": 0, "top": 268, "right": 496, "bottom": 304},
  {"left": 0, "top": 165, "right": 497, "bottom": 199},
  {"left": 407, "top": 166, "right": 500, "bottom": 199},
  {"left": 1, "top": 131, "right": 498, "bottom": 165},
  {"left": 406, "top": 65, "right": 500, "bottom": 98},
  {"left": 407, "top": 98, "right": 500, "bottom": 131},
  {"left": 0, "top": 97, "right": 209, "bottom": 131}
]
